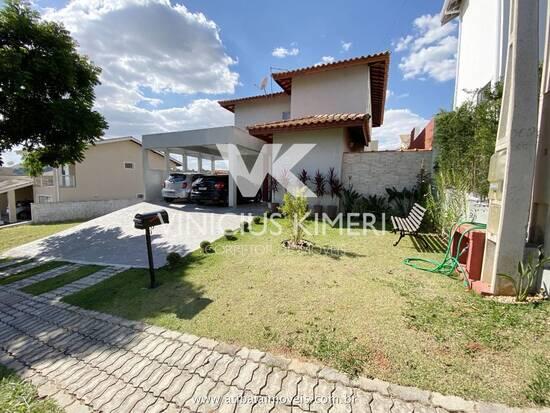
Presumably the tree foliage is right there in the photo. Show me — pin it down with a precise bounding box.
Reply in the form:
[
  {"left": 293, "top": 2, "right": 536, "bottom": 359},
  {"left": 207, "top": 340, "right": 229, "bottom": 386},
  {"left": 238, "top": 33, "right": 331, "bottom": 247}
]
[
  {"left": 0, "top": 0, "right": 107, "bottom": 173},
  {"left": 434, "top": 83, "right": 502, "bottom": 197}
]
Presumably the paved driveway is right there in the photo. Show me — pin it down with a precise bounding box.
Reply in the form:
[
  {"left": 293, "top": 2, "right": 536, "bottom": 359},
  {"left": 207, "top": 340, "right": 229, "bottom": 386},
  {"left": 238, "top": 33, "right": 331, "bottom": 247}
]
[{"left": 2, "top": 202, "right": 260, "bottom": 268}]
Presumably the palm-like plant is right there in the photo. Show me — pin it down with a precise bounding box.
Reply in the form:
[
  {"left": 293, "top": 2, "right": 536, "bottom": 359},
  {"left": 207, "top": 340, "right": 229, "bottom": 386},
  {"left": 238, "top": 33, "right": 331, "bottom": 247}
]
[
  {"left": 313, "top": 170, "right": 326, "bottom": 198},
  {"left": 327, "top": 167, "right": 343, "bottom": 199},
  {"left": 498, "top": 246, "right": 550, "bottom": 301},
  {"left": 298, "top": 169, "right": 309, "bottom": 185}
]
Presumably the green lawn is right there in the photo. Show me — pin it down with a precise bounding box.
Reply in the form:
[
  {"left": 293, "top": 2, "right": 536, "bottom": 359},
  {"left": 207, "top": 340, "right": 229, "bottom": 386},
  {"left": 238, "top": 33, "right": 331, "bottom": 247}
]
[
  {"left": 64, "top": 220, "right": 550, "bottom": 407},
  {"left": 0, "top": 364, "right": 62, "bottom": 413},
  {"left": 0, "top": 262, "right": 67, "bottom": 286},
  {"left": 22, "top": 265, "right": 102, "bottom": 295},
  {"left": 0, "top": 222, "right": 80, "bottom": 254}
]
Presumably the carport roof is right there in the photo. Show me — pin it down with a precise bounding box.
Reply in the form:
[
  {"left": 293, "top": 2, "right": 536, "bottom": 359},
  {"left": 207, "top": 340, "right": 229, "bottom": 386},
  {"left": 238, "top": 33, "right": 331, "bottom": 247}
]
[{"left": 0, "top": 176, "right": 33, "bottom": 194}]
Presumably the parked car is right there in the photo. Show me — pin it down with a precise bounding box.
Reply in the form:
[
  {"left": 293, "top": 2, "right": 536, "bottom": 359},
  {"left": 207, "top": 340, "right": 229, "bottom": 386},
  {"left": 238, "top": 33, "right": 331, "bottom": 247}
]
[
  {"left": 15, "top": 200, "right": 31, "bottom": 221},
  {"left": 161, "top": 172, "right": 203, "bottom": 202},
  {"left": 190, "top": 174, "right": 261, "bottom": 206}
]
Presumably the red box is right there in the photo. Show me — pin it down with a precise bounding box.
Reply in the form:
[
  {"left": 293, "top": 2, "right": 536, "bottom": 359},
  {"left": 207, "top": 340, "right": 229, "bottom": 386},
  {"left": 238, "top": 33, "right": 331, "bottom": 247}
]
[{"left": 451, "top": 224, "right": 486, "bottom": 281}]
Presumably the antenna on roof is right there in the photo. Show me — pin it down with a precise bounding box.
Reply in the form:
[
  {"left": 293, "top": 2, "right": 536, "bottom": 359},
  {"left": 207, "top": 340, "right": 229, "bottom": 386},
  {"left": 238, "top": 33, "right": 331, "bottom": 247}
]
[{"left": 254, "top": 76, "right": 269, "bottom": 95}]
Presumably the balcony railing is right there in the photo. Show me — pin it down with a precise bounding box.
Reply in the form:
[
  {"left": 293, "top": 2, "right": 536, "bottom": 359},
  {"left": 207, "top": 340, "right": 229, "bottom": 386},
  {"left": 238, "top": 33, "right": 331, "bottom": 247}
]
[
  {"left": 59, "top": 175, "right": 76, "bottom": 188},
  {"left": 33, "top": 176, "right": 55, "bottom": 187}
]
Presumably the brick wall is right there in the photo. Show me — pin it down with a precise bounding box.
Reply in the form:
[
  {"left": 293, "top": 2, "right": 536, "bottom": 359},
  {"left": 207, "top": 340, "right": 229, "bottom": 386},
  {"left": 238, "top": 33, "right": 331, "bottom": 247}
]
[{"left": 342, "top": 150, "right": 433, "bottom": 196}]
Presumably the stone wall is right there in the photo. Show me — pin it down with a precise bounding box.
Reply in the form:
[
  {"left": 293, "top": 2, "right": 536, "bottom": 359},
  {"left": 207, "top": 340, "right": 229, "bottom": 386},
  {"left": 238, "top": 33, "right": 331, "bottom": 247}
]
[
  {"left": 342, "top": 150, "right": 433, "bottom": 196},
  {"left": 31, "top": 199, "right": 140, "bottom": 223}
]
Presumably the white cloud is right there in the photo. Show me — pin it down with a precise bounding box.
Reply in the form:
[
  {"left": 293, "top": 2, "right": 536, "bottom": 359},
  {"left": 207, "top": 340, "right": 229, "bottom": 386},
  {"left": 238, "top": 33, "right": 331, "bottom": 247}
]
[
  {"left": 372, "top": 109, "right": 429, "bottom": 150},
  {"left": 341, "top": 41, "right": 352, "bottom": 52},
  {"left": 395, "top": 14, "right": 458, "bottom": 82},
  {"left": 316, "top": 56, "right": 336, "bottom": 66},
  {"left": 272, "top": 46, "right": 300, "bottom": 58},
  {"left": 41, "top": 0, "right": 238, "bottom": 137}
]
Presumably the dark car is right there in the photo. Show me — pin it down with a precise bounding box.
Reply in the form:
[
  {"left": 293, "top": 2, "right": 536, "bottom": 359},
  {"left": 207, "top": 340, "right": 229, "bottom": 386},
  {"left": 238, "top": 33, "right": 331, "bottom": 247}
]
[{"left": 191, "top": 175, "right": 261, "bottom": 205}]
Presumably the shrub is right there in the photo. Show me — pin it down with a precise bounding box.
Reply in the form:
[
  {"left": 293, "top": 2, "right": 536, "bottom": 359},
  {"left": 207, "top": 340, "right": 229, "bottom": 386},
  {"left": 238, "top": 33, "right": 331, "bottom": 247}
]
[
  {"left": 313, "top": 170, "right": 326, "bottom": 198},
  {"left": 224, "top": 229, "right": 236, "bottom": 240},
  {"left": 327, "top": 167, "right": 343, "bottom": 199},
  {"left": 199, "top": 240, "right": 212, "bottom": 253},
  {"left": 498, "top": 246, "right": 550, "bottom": 302},
  {"left": 342, "top": 185, "right": 361, "bottom": 214},
  {"left": 240, "top": 221, "right": 249, "bottom": 232},
  {"left": 279, "top": 191, "right": 310, "bottom": 244},
  {"left": 253, "top": 216, "right": 262, "bottom": 225},
  {"left": 352, "top": 194, "right": 388, "bottom": 216},
  {"left": 298, "top": 169, "right": 310, "bottom": 184},
  {"left": 166, "top": 252, "right": 182, "bottom": 267}
]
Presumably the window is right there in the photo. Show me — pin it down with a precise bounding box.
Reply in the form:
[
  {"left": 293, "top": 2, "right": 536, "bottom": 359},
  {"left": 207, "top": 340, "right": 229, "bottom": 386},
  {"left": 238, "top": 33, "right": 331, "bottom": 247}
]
[
  {"left": 59, "top": 165, "right": 76, "bottom": 187},
  {"left": 38, "top": 195, "right": 51, "bottom": 204},
  {"left": 476, "top": 82, "right": 491, "bottom": 105},
  {"left": 124, "top": 162, "right": 135, "bottom": 169},
  {"left": 282, "top": 111, "right": 290, "bottom": 120}
]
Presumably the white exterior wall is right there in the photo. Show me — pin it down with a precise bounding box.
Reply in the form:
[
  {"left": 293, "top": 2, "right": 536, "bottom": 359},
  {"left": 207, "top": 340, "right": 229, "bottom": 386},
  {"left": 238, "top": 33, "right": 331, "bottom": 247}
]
[
  {"left": 272, "top": 129, "right": 347, "bottom": 205},
  {"left": 454, "top": 0, "right": 547, "bottom": 108},
  {"left": 342, "top": 151, "right": 433, "bottom": 197},
  {"left": 234, "top": 94, "right": 290, "bottom": 129},
  {"left": 290, "top": 66, "right": 371, "bottom": 118},
  {"left": 31, "top": 198, "right": 139, "bottom": 223}
]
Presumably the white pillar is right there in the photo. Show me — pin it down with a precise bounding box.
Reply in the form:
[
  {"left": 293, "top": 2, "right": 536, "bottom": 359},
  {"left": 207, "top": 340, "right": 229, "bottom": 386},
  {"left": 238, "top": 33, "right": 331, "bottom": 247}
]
[
  {"left": 7, "top": 190, "right": 16, "bottom": 223},
  {"left": 181, "top": 151, "right": 188, "bottom": 171},
  {"left": 481, "top": 0, "right": 540, "bottom": 295},
  {"left": 142, "top": 147, "right": 150, "bottom": 201},
  {"left": 228, "top": 150, "right": 237, "bottom": 208},
  {"left": 210, "top": 156, "right": 215, "bottom": 172},
  {"left": 198, "top": 157, "right": 203, "bottom": 173},
  {"left": 164, "top": 148, "right": 170, "bottom": 176}
]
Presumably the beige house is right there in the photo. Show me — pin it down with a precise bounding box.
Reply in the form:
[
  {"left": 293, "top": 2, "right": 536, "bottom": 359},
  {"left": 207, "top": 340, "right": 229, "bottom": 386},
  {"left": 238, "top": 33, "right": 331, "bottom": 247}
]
[{"left": 34, "top": 137, "right": 178, "bottom": 204}]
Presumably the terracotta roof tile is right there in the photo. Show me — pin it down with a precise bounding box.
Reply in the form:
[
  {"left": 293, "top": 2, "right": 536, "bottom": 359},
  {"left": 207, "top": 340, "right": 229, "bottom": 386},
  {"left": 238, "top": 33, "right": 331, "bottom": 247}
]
[
  {"left": 247, "top": 113, "right": 369, "bottom": 137},
  {"left": 218, "top": 92, "right": 288, "bottom": 113}
]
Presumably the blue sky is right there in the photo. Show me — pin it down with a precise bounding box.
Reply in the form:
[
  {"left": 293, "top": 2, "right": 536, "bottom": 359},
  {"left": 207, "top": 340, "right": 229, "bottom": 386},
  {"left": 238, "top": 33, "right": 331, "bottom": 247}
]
[{"left": 3, "top": 0, "right": 458, "bottom": 165}]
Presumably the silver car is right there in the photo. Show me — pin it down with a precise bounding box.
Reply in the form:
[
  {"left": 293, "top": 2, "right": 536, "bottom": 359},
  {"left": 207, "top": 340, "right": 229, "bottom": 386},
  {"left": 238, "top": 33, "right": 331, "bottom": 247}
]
[{"left": 162, "top": 172, "right": 203, "bottom": 202}]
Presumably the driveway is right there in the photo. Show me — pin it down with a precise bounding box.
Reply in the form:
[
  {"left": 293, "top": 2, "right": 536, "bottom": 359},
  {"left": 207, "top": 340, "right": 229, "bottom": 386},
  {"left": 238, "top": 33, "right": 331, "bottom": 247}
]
[{"left": 2, "top": 202, "right": 261, "bottom": 268}]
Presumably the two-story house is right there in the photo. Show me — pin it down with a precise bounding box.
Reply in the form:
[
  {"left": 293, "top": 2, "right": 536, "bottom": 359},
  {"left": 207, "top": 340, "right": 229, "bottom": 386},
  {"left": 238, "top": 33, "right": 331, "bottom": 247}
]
[{"left": 142, "top": 52, "right": 398, "bottom": 208}]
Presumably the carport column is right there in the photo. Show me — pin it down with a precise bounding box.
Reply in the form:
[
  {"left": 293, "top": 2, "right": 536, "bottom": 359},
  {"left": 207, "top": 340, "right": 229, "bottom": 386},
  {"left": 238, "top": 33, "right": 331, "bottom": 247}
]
[
  {"left": 181, "top": 151, "right": 188, "bottom": 171},
  {"left": 228, "top": 149, "right": 238, "bottom": 208},
  {"left": 210, "top": 156, "right": 215, "bottom": 171},
  {"left": 164, "top": 148, "right": 170, "bottom": 176},
  {"left": 198, "top": 157, "right": 203, "bottom": 173},
  {"left": 7, "top": 190, "right": 16, "bottom": 223},
  {"left": 142, "top": 147, "right": 150, "bottom": 201}
]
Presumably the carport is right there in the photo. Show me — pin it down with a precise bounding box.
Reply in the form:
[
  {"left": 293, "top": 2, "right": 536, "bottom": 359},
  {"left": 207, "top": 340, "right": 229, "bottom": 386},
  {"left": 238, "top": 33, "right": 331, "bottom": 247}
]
[
  {"left": 141, "top": 126, "right": 269, "bottom": 207},
  {"left": 0, "top": 176, "right": 34, "bottom": 224}
]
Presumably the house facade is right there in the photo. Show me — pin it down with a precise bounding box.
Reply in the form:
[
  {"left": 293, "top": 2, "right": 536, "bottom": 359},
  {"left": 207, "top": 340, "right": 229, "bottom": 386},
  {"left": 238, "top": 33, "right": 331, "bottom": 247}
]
[
  {"left": 34, "top": 137, "right": 176, "bottom": 204},
  {"left": 217, "top": 53, "right": 389, "bottom": 205},
  {"left": 142, "top": 52, "right": 432, "bottom": 208},
  {"left": 441, "top": 0, "right": 548, "bottom": 107}
]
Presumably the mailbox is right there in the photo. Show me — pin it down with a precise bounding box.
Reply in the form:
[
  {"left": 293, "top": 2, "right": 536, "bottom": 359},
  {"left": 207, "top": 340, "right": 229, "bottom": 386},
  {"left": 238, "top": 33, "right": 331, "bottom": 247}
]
[
  {"left": 133, "top": 209, "right": 169, "bottom": 288},
  {"left": 134, "top": 210, "right": 169, "bottom": 230}
]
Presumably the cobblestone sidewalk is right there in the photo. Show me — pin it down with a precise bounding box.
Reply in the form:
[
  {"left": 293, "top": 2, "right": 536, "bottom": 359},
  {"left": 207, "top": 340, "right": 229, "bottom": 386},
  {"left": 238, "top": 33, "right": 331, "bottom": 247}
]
[{"left": 0, "top": 261, "right": 545, "bottom": 413}]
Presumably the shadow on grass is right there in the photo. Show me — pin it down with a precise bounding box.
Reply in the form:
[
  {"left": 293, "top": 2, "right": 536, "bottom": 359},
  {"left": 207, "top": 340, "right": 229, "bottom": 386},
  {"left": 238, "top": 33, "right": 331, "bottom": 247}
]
[
  {"left": 411, "top": 234, "right": 448, "bottom": 254},
  {"left": 63, "top": 253, "right": 212, "bottom": 322}
]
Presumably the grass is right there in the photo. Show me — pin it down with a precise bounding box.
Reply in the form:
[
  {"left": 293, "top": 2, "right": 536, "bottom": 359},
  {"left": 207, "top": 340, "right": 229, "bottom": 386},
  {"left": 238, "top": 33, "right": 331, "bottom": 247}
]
[
  {"left": 0, "top": 262, "right": 67, "bottom": 286},
  {"left": 21, "top": 265, "right": 102, "bottom": 296},
  {"left": 0, "top": 221, "right": 81, "bottom": 254},
  {"left": 0, "top": 364, "right": 63, "bottom": 413},
  {"left": 64, "top": 220, "right": 550, "bottom": 407}
]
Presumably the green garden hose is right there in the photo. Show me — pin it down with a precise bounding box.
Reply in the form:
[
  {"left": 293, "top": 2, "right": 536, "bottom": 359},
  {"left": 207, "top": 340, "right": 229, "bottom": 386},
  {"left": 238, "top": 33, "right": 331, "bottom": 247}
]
[{"left": 403, "top": 220, "right": 487, "bottom": 283}]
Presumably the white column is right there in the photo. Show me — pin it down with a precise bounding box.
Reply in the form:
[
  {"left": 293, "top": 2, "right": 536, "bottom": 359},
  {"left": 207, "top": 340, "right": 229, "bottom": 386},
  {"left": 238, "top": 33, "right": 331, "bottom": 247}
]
[
  {"left": 142, "top": 147, "right": 150, "bottom": 201},
  {"left": 198, "top": 157, "right": 203, "bottom": 173},
  {"left": 210, "top": 156, "right": 215, "bottom": 172},
  {"left": 7, "top": 190, "right": 16, "bottom": 223},
  {"left": 164, "top": 148, "right": 170, "bottom": 176},
  {"left": 181, "top": 151, "right": 188, "bottom": 171},
  {"left": 228, "top": 150, "right": 237, "bottom": 208},
  {"left": 481, "top": 0, "right": 540, "bottom": 295}
]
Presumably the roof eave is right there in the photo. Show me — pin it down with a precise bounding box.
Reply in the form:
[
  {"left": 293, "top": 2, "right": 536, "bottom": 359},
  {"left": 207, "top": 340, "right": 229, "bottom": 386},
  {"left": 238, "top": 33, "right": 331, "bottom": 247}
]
[{"left": 440, "top": 0, "right": 462, "bottom": 24}]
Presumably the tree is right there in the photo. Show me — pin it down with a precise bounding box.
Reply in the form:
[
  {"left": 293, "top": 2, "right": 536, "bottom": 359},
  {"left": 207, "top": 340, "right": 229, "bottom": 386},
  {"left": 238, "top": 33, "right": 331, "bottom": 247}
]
[
  {"left": 433, "top": 82, "right": 502, "bottom": 197},
  {"left": 0, "top": 0, "right": 107, "bottom": 175}
]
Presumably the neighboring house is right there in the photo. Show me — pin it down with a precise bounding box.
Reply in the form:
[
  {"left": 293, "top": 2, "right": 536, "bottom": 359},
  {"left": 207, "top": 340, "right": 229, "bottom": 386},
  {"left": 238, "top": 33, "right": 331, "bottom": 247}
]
[
  {"left": 34, "top": 137, "right": 179, "bottom": 204},
  {"left": 142, "top": 52, "right": 433, "bottom": 207},
  {"left": 408, "top": 119, "right": 435, "bottom": 150},
  {"left": 0, "top": 137, "right": 180, "bottom": 224},
  {"left": 441, "top": 0, "right": 548, "bottom": 107}
]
